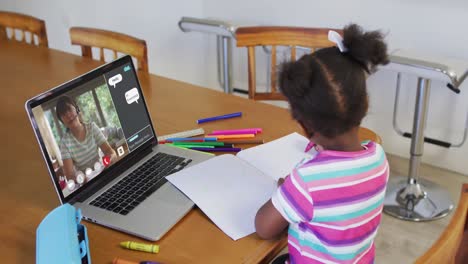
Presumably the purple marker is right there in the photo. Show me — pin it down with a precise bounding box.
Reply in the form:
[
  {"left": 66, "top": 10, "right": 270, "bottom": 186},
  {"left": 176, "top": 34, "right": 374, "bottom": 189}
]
[
  {"left": 197, "top": 112, "right": 242, "bottom": 124},
  {"left": 189, "top": 147, "right": 241, "bottom": 152}
]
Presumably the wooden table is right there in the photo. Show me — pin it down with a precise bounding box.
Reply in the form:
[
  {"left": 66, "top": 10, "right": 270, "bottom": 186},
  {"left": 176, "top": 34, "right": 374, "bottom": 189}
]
[{"left": 0, "top": 42, "right": 377, "bottom": 263}]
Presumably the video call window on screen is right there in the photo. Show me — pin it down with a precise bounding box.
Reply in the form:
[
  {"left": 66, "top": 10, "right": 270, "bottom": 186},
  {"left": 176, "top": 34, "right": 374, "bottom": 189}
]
[
  {"left": 32, "top": 76, "right": 127, "bottom": 197},
  {"left": 32, "top": 63, "right": 154, "bottom": 198}
]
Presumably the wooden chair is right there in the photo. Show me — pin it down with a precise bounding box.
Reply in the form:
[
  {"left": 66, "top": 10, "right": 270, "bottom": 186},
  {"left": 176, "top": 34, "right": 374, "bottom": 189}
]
[
  {"left": 69, "top": 27, "right": 148, "bottom": 72},
  {"left": 236, "top": 26, "right": 382, "bottom": 144},
  {"left": 416, "top": 183, "right": 468, "bottom": 264},
  {"left": 236, "top": 26, "right": 339, "bottom": 101},
  {"left": 0, "top": 11, "right": 48, "bottom": 47}
]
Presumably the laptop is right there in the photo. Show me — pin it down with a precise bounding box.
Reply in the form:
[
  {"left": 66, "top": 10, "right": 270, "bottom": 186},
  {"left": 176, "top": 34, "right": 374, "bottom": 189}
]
[{"left": 25, "top": 55, "right": 212, "bottom": 241}]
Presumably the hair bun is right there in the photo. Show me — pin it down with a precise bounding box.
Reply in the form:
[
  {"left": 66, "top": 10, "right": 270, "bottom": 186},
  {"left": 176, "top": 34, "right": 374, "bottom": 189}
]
[
  {"left": 343, "top": 24, "right": 389, "bottom": 72},
  {"left": 279, "top": 58, "right": 310, "bottom": 98}
]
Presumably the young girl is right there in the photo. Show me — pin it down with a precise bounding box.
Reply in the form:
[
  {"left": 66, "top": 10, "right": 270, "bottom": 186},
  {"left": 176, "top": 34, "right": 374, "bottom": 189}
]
[{"left": 255, "top": 24, "right": 390, "bottom": 264}]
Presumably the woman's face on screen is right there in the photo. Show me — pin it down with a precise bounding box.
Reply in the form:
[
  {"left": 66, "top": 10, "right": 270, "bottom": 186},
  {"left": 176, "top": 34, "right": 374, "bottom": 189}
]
[{"left": 60, "top": 104, "right": 81, "bottom": 130}]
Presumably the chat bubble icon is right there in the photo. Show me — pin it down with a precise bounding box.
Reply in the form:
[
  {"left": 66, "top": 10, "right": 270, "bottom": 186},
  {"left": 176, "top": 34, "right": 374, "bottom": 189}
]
[
  {"left": 108, "top": 74, "right": 122, "bottom": 88},
  {"left": 125, "top": 88, "right": 140, "bottom": 104}
]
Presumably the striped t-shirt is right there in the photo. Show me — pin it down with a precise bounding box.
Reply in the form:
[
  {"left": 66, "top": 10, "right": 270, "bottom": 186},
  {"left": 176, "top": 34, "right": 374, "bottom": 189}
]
[
  {"left": 272, "top": 141, "right": 389, "bottom": 264},
  {"left": 59, "top": 122, "right": 106, "bottom": 172}
]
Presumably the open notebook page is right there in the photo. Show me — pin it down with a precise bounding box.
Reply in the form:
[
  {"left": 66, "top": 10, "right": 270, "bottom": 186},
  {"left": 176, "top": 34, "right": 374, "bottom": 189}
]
[
  {"left": 167, "top": 132, "right": 314, "bottom": 240},
  {"left": 236, "top": 132, "right": 312, "bottom": 181},
  {"left": 167, "top": 154, "right": 276, "bottom": 240}
]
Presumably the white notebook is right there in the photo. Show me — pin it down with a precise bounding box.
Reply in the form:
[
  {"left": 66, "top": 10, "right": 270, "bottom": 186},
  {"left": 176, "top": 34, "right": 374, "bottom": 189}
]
[{"left": 167, "top": 132, "right": 312, "bottom": 240}]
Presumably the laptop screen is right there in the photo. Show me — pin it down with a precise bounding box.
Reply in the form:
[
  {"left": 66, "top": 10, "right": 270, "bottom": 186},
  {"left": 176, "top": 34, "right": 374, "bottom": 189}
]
[{"left": 26, "top": 56, "right": 156, "bottom": 200}]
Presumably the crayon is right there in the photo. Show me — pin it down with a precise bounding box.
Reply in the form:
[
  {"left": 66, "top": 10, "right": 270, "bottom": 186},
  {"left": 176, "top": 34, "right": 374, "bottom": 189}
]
[{"left": 120, "top": 241, "right": 159, "bottom": 254}]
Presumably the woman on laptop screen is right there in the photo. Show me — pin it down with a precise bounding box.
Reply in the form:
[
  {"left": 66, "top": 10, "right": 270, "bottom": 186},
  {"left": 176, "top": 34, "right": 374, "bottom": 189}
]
[{"left": 56, "top": 96, "right": 117, "bottom": 187}]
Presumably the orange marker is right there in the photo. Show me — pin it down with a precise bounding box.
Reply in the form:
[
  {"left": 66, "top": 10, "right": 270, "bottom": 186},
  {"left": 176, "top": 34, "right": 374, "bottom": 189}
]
[
  {"left": 215, "top": 134, "right": 255, "bottom": 139},
  {"left": 113, "top": 258, "right": 138, "bottom": 264}
]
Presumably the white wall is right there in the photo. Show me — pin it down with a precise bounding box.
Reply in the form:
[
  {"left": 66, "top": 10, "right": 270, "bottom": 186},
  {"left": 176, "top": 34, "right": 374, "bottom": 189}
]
[
  {"left": 2, "top": 0, "right": 467, "bottom": 176},
  {"left": 0, "top": 0, "right": 210, "bottom": 88}
]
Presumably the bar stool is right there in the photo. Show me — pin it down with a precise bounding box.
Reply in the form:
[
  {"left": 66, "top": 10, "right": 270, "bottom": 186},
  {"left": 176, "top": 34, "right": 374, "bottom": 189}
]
[
  {"left": 382, "top": 50, "right": 468, "bottom": 221},
  {"left": 179, "top": 17, "right": 237, "bottom": 94}
]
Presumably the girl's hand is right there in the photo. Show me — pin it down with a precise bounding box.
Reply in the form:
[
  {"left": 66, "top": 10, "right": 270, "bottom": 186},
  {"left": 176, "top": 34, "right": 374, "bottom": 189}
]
[{"left": 277, "top": 178, "right": 285, "bottom": 187}]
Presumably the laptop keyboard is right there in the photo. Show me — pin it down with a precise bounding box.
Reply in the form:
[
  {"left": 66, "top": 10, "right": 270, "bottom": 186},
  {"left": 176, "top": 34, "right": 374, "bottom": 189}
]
[{"left": 89, "top": 152, "right": 192, "bottom": 215}]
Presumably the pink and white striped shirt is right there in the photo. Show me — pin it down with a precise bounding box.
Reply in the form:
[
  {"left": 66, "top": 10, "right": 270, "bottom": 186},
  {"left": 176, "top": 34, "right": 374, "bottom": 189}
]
[{"left": 272, "top": 141, "right": 389, "bottom": 264}]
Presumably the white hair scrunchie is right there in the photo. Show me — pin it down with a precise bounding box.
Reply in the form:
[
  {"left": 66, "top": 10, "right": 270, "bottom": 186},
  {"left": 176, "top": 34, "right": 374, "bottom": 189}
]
[{"left": 328, "top": 30, "right": 348, "bottom": 53}]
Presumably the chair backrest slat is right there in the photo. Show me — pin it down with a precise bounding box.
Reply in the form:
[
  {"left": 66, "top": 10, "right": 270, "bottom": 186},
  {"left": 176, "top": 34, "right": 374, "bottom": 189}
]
[
  {"left": 0, "top": 11, "right": 48, "bottom": 47},
  {"left": 236, "top": 26, "right": 340, "bottom": 101},
  {"left": 70, "top": 27, "right": 148, "bottom": 72},
  {"left": 270, "top": 45, "right": 277, "bottom": 93},
  {"left": 99, "top": 47, "right": 105, "bottom": 62},
  {"left": 291, "top": 46, "right": 296, "bottom": 61},
  {"left": 247, "top": 46, "right": 256, "bottom": 100}
]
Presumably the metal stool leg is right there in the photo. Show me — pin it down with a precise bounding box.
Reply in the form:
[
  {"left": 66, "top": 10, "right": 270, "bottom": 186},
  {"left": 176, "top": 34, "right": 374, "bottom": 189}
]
[
  {"left": 217, "top": 36, "right": 233, "bottom": 94},
  {"left": 383, "top": 78, "right": 454, "bottom": 221}
]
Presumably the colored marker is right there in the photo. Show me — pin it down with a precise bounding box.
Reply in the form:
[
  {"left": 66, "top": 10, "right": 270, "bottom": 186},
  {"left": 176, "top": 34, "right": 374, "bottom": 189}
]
[
  {"left": 165, "top": 144, "right": 215, "bottom": 156},
  {"left": 170, "top": 144, "right": 215, "bottom": 148},
  {"left": 209, "top": 128, "right": 262, "bottom": 135},
  {"left": 165, "top": 137, "right": 217, "bottom": 142},
  {"left": 120, "top": 241, "right": 159, "bottom": 254},
  {"left": 173, "top": 141, "right": 225, "bottom": 146},
  {"left": 189, "top": 147, "right": 241, "bottom": 152},
  {"left": 215, "top": 134, "right": 255, "bottom": 139},
  {"left": 221, "top": 139, "right": 264, "bottom": 144},
  {"left": 167, "top": 145, "right": 190, "bottom": 150},
  {"left": 197, "top": 112, "right": 242, "bottom": 124},
  {"left": 208, "top": 131, "right": 256, "bottom": 136},
  {"left": 215, "top": 144, "right": 233, "bottom": 148},
  {"left": 159, "top": 139, "right": 205, "bottom": 144}
]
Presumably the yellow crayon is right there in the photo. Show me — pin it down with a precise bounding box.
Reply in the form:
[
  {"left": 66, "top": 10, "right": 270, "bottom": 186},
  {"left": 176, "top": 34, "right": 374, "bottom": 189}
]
[{"left": 120, "top": 241, "right": 160, "bottom": 254}]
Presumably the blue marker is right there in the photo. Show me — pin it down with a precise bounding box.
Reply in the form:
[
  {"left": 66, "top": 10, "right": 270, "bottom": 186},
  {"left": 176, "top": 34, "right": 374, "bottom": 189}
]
[{"left": 197, "top": 112, "right": 242, "bottom": 124}]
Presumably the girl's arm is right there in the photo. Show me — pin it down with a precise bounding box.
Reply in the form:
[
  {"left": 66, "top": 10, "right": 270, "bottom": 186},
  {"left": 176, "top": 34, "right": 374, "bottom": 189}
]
[{"left": 255, "top": 199, "right": 289, "bottom": 239}]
